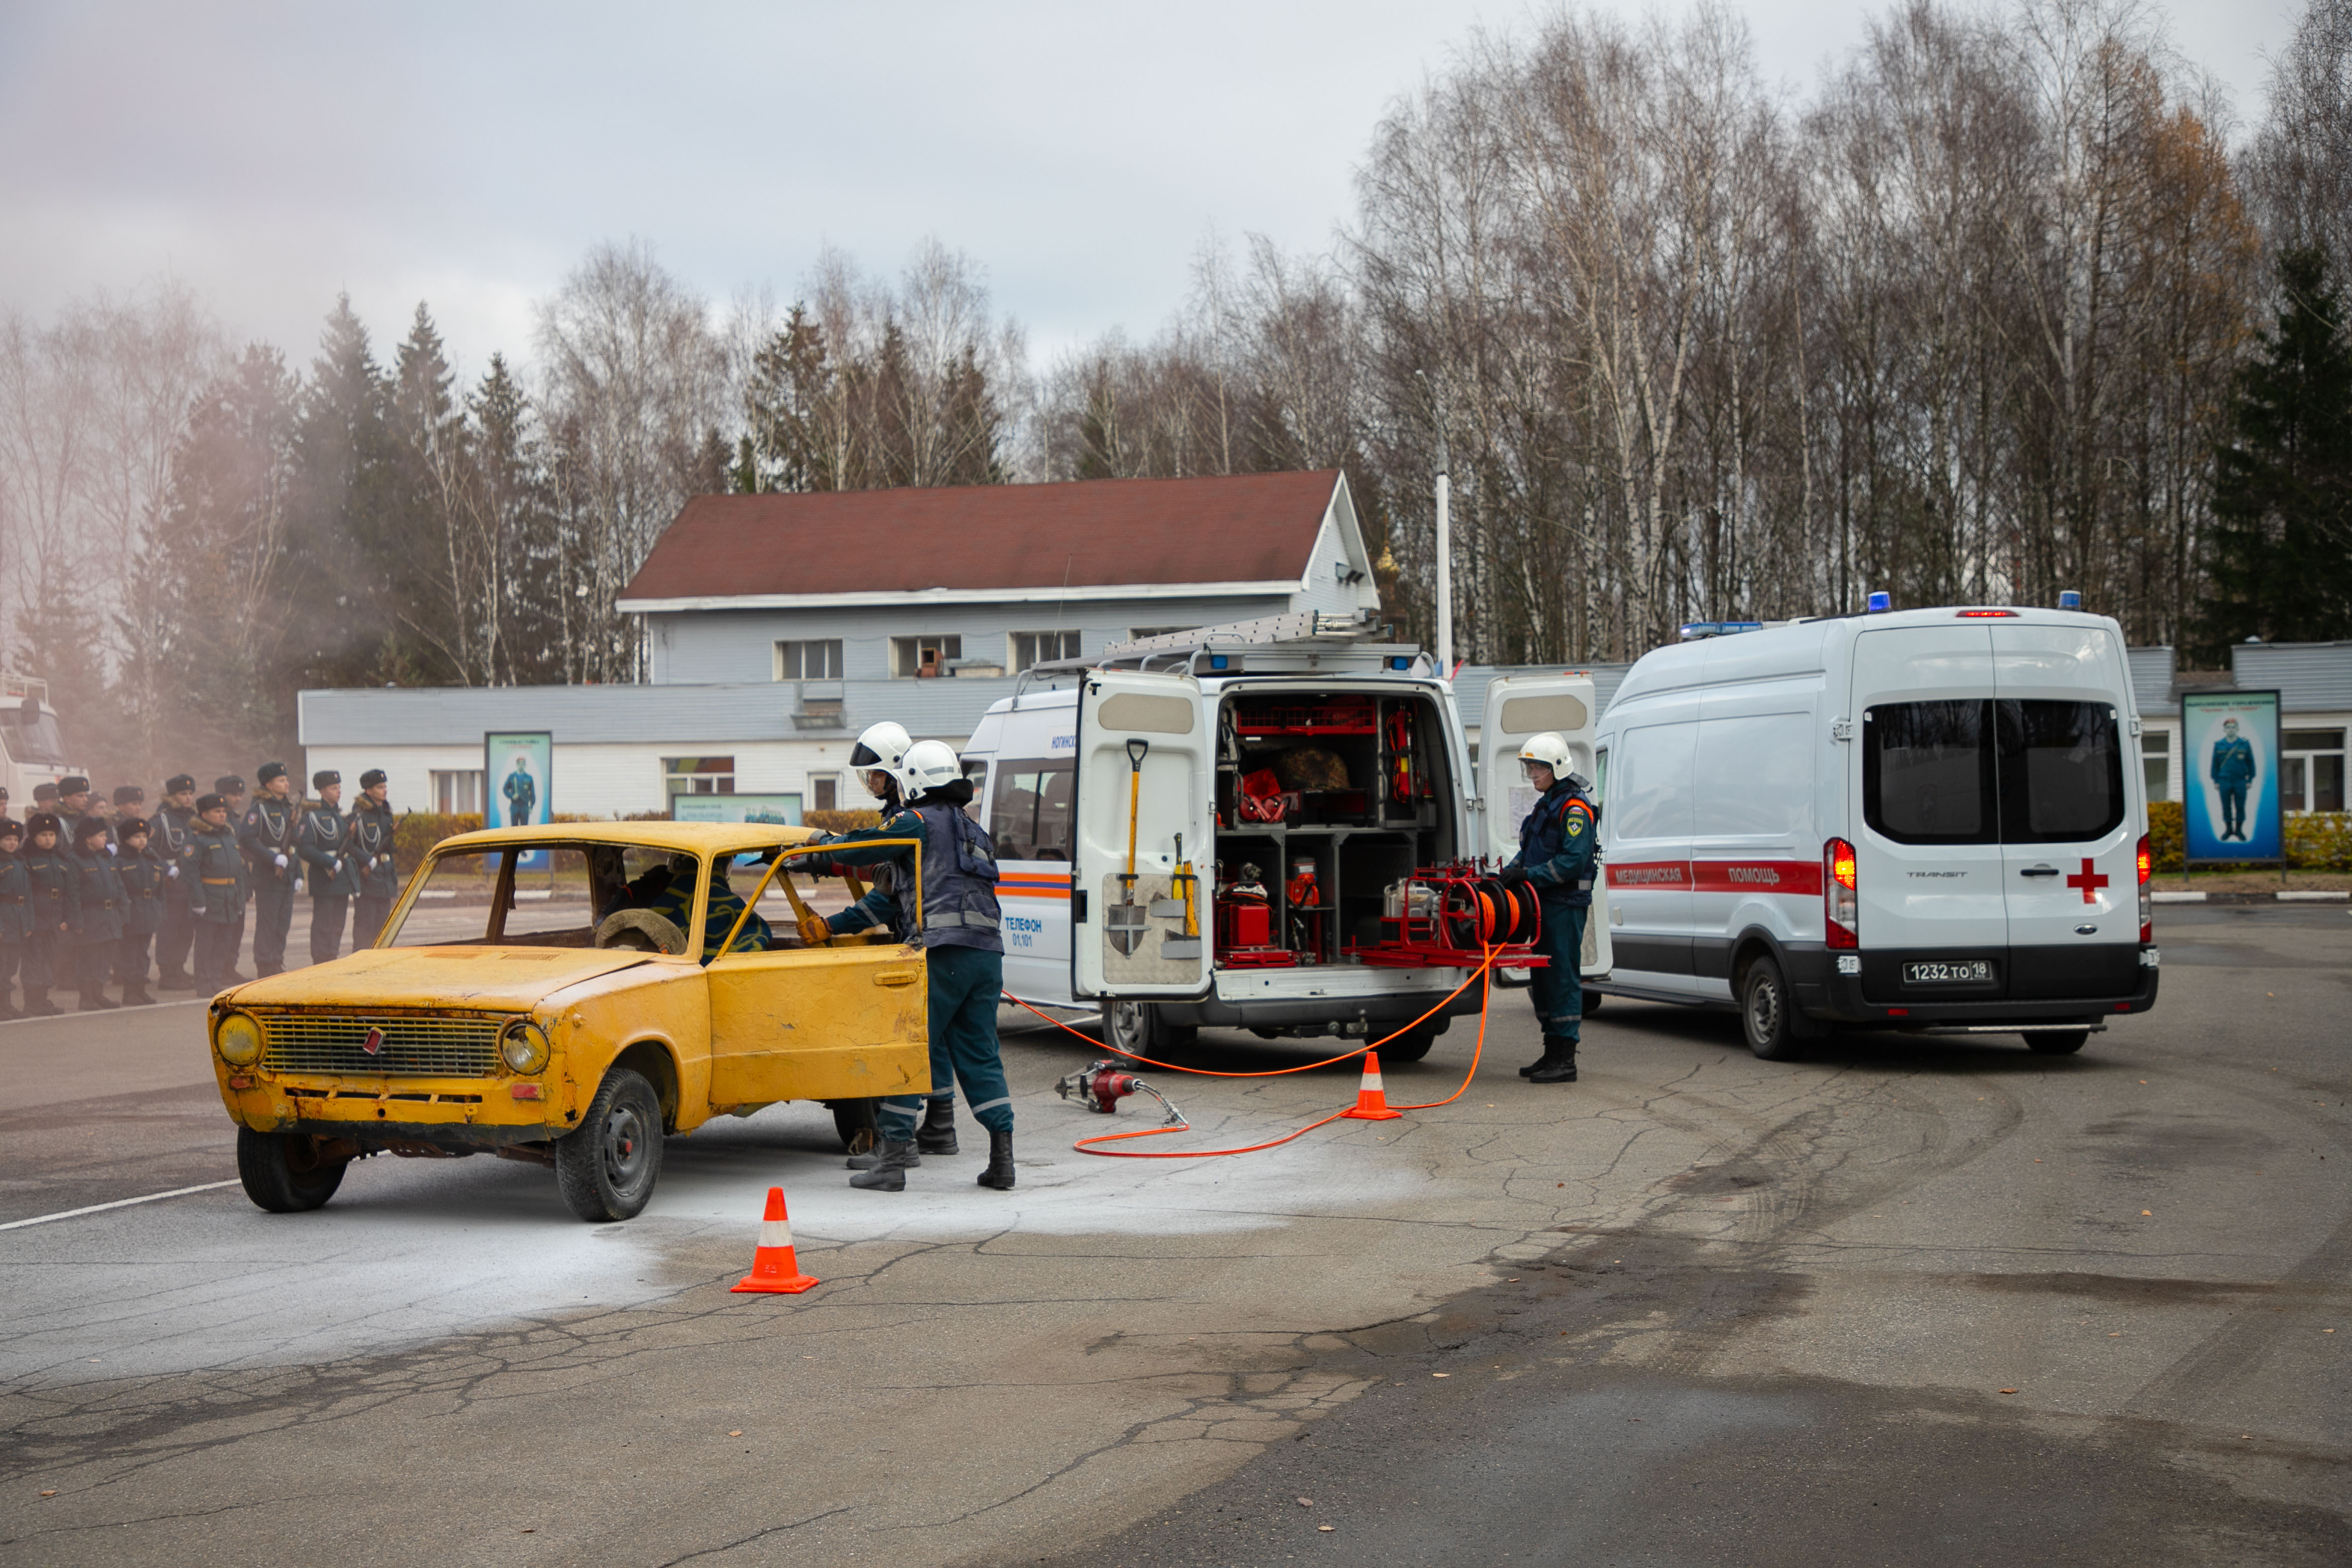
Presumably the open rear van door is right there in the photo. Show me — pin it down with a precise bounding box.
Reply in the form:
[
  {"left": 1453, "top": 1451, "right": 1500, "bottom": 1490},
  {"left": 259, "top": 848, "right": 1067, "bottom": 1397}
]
[
  {"left": 1073, "top": 670, "right": 1214, "bottom": 999},
  {"left": 1991, "top": 623, "right": 2141, "bottom": 1000},
  {"left": 1851, "top": 627, "right": 2010, "bottom": 975},
  {"left": 1480, "top": 673, "right": 1611, "bottom": 974}
]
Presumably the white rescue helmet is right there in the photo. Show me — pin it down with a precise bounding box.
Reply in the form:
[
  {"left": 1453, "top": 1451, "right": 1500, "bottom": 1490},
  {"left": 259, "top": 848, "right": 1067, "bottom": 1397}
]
[
  {"left": 850, "top": 720, "right": 915, "bottom": 797},
  {"left": 1518, "top": 731, "right": 1574, "bottom": 782},
  {"left": 902, "top": 739, "right": 964, "bottom": 798}
]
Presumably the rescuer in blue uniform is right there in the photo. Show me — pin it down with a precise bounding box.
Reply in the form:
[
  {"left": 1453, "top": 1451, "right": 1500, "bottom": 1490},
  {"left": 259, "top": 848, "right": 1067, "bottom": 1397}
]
[
  {"left": 2210, "top": 717, "right": 2257, "bottom": 841},
  {"left": 1499, "top": 731, "right": 1599, "bottom": 1085},
  {"left": 814, "top": 724, "right": 1015, "bottom": 1193}
]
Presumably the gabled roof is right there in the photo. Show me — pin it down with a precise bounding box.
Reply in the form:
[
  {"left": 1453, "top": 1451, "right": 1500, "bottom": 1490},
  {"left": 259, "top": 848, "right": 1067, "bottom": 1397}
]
[{"left": 618, "top": 470, "right": 1357, "bottom": 611}]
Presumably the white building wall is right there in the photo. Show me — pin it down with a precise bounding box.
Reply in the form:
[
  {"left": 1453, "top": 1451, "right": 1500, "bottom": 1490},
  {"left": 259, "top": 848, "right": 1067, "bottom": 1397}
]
[{"left": 305, "top": 736, "right": 886, "bottom": 820}]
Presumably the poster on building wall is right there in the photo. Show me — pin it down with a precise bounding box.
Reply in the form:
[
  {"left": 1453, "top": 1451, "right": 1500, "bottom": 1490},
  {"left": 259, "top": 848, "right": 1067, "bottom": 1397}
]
[
  {"left": 486, "top": 731, "right": 552, "bottom": 870},
  {"left": 671, "top": 792, "right": 802, "bottom": 827},
  {"left": 2182, "top": 690, "right": 2280, "bottom": 863}
]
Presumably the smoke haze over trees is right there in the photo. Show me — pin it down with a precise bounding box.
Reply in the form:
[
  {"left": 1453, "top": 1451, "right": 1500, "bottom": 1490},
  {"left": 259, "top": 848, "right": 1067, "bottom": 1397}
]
[{"left": 2, "top": 0, "right": 2346, "bottom": 789}]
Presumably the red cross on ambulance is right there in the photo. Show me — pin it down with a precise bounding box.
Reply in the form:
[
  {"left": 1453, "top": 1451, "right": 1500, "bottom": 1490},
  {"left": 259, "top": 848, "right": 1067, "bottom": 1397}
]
[{"left": 2065, "top": 857, "right": 2109, "bottom": 905}]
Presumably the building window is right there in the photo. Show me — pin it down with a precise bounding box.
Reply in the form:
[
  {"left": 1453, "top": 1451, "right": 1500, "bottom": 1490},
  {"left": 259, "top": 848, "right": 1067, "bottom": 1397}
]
[
  {"left": 431, "top": 770, "right": 483, "bottom": 815},
  {"left": 1128, "top": 626, "right": 1191, "bottom": 641},
  {"left": 774, "top": 639, "right": 843, "bottom": 680},
  {"left": 2282, "top": 728, "right": 2346, "bottom": 813},
  {"left": 663, "top": 756, "right": 736, "bottom": 802},
  {"left": 812, "top": 775, "right": 837, "bottom": 813},
  {"left": 891, "top": 634, "right": 962, "bottom": 678},
  {"left": 2140, "top": 728, "right": 2170, "bottom": 802},
  {"left": 1009, "top": 630, "right": 1081, "bottom": 671}
]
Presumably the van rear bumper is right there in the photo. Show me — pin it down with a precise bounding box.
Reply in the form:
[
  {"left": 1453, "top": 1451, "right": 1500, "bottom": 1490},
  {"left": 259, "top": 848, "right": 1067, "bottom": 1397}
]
[
  {"left": 1787, "top": 943, "right": 2161, "bottom": 1025},
  {"left": 1159, "top": 986, "right": 1489, "bottom": 1034}
]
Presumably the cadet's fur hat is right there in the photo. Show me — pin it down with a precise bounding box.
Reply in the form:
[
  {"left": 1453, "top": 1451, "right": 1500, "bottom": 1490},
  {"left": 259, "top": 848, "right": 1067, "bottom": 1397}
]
[
  {"left": 313, "top": 769, "right": 340, "bottom": 789},
  {"left": 165, "top": 773, "right": 197, "bottom": 795},
  {"left": 257, "top": 762, "right": 287, "bottom": 785},
  {"left": 116, "top": 816, "right": 149, "bottom": 840},
  {"left": 214, "top": 775, "right": 245, "bottom": 794},
  {"left": 0, "top": 818, "right": 21, "bottom": 842},
  {"left": 360, "top": 768, "right": 387, "bottom": 789},
  {"left": 27, "top": 811, "right": 61, "bottom": 835},
  {"left": 196, "top": 794, "right": 227, "bottom": 813},
  {"left": 59, "top": 775, "right": 90, "bottom": 797},
  {"left": 73, "top": 815, "right": 111, "bottom": 844},
  {"left": 33, "top": 783, "right": 57, "bottom": 804},
  {"left": 114, "top": 784, "right": 145, "bottom": 806}
]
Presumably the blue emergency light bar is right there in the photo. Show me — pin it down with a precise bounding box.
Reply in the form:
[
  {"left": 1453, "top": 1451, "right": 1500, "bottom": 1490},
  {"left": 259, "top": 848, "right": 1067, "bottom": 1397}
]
[
  {"left": 1867, "top": 591, "right": 1893, "bottom": 613},
  {"left": 1678, "top": 621, "right": 1766, "bottom": 640},
  {"left": 2058, "top": 590, "right": 2083, "bottom": 610}
]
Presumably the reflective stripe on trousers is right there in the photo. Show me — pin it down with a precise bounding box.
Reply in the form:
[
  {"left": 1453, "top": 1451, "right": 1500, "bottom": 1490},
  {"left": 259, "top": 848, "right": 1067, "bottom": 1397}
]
[{"left": 1528, "top": 902, "right": 1587, "bottom": 1040}]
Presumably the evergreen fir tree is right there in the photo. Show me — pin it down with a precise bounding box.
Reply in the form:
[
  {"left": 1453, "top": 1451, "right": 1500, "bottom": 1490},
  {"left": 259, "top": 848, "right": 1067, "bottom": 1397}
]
[{"left": 2197, "top": 248, "right": 2352, "bottom": 657}]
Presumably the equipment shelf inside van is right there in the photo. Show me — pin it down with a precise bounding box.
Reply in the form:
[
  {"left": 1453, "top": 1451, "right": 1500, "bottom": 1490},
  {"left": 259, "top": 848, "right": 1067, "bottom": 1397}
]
[
  {"left": 960, "top": 613, "right": 1611, "bottom": 1061},
  {"left": 1591, "top": 606, "right": 2158, "bottom": 1061}
]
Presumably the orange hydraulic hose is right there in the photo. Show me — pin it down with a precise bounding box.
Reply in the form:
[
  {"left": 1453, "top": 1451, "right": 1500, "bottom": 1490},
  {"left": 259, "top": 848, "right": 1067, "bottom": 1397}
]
[{"left": 1010, "top": 946, "right": 1501, "bottom": 1158}]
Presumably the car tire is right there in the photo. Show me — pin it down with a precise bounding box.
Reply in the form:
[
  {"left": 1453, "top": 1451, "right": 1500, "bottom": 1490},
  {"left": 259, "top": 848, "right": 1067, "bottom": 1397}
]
[
  {"left": 1580, "top": 988, "right": 1604, "bottom": 1017},
  {"left": 1108, "top": 1001, "right": 1195, "bottom": 1059},
  {"left": 1378, "top": 1022, "right": 1443, "bottom": 1063},
  {"left": 2024, "top": 1029, "right": 2091, "bottom": 1055},
  {"left": 236, "top": 1127, "right": 348, "bottom": 1213},
  {"left": 554, "top": 1067, "right": 664, "bottom": 1222},
  {"left": 1740, "top": 955, "right": 1808, "bottom": 1062},
  {"left": 831, "top": 1098, "right": 878, "bottom": 1155}
]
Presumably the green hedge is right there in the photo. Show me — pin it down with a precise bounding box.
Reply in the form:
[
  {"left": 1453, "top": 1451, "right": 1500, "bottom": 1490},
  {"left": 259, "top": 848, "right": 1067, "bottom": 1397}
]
[{"left": 2147, "top": 798, "right": 2352, "bottom": 870}]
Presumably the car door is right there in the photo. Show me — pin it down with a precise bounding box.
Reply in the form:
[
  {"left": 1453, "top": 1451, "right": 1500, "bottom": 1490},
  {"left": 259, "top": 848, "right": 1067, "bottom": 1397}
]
[
  {"left": 704, "top": 850, "right": 930, "bottom": 1106},
  {"left": 1072, "top": 670, "right": 1213, "bottom": 999},
  {"left": 1479, "top": 672, "right": 1612, "bottom": 974},
  {"left": 1850, "top": 626, "right": 2009, "bottom": 985},
  {"left": 1991, "top": 623, "right": 2140, "bottom": 1000}
]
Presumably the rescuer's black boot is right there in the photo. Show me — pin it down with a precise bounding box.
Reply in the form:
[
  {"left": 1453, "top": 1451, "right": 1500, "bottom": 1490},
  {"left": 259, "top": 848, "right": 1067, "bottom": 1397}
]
[
  {"left": 25, "top": 987, "right": 61, "bottom": 1017},
  {"left": 849, "top": 1138, "right": 914, "bottom": 1192},
  {"left": 917, "top": 1097, "right": 959, "bottom": 1156},
  {"left": 976, "top": 1129, "right": 1016, "bottom": 1190},
  {"left": 847, "top": 1141, "right": 920, "bottom": 1170},
  {"left": 1528, "top": 1037, "right": 1579, "bottom": 1084}
]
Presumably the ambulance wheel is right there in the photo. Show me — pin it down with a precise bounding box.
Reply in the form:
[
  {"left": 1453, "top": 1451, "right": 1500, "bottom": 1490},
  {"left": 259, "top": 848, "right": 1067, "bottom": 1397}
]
[
  {"left": 1109, "top": 1001, "right": 1195, "bottom": 1058},
  {"left": 1739, "top": 955, "right": 1807, "bottom": 1062},
  {"left": 555, "top": 1067, "right": 663, "bottom": 1222},
  {"left": 2024, "top": 1029, "right": 2090, "bottom": 1055},
  {"left": 236, "top": 1128, "right": 347, "bottom": 1213},
  {"left": 831, "top": 1098, "right": 878, "bottom": 1155}
]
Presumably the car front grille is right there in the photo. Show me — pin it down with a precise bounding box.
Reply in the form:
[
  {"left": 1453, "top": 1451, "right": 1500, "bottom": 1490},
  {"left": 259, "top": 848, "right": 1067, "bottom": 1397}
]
[{"left": 256, "top": 1011, "right": 509, "bottom": 1078}]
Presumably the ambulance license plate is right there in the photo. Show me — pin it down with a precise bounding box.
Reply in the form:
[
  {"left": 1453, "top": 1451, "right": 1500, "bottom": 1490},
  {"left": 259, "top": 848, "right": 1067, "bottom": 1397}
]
[{"left": 1904, "top": 960, "right": 1990, "bottom": 984}]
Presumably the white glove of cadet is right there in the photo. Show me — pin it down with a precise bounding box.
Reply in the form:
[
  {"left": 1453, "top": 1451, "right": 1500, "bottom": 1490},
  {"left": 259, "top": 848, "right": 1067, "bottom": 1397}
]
[{"left": 273, "top": 853, "right": 288, "bottom": 868}]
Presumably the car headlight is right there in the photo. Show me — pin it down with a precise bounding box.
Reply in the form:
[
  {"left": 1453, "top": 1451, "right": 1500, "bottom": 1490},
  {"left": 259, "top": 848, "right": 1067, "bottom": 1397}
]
[
  {"left": 215, "top": 1011, "right": 264, "bottom": 1066},
  {"left": 500, "top": 1019, "right": 552, "bottom": 1075}
]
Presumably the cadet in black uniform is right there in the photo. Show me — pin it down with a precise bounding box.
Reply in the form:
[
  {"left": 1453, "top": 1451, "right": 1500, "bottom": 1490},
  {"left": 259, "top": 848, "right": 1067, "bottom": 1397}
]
[
  {"left": 56, "top": 776, "right": 92, "bottom": 845},
  {"left": 110, "top": 784, "right": 144, "bottom": 841},
  {"left": 19, "top": 811, "right": 73, "bottom": 1016},
  {"left": 299, "top": 769, "right": 359, "bottom": 964},
  {"left": 152, "top": 774, "right": 199, "bottom": 988},
  {"left": 187, "top": 794, "right": 248, "bottom": 989},
  {"left": 241, "top": 762, "right": 300, "bottom": 975},
  {"left": 0, "top": 818, "right": 27, "bottom": 1018},
  {"left": 113, "top": 816, "right": 165, "bottom": 1005},
  {"left": 350, "top": 769, "right": 398, "bottom": 946},
  {"left": 65, "top": 815, "right": 124, "bottom": 1010}
]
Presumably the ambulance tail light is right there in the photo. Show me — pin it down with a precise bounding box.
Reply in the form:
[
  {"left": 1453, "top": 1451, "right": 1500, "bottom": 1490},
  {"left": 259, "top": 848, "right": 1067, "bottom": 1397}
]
[
  {"left": 2136, "top": 832, "right": 2152, "bottom": 943},
  {"left": 1824, "top": 837, "right": 1858, "bottom": 949}
]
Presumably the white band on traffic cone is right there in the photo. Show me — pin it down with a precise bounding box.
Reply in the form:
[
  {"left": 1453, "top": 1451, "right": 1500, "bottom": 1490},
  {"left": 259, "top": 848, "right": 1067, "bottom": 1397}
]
[{"left": 760, "top": 1218, "right": 795, "bottom": 1248}]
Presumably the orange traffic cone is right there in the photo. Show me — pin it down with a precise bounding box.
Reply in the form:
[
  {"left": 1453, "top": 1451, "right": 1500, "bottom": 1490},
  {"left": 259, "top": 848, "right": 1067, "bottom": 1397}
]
[
  {"left": 1341, "top": 1050, "right": 1404, "bottom": 1121},
  {"left": 731, "top": 1186, "right": 820, "bottom": 1294}
]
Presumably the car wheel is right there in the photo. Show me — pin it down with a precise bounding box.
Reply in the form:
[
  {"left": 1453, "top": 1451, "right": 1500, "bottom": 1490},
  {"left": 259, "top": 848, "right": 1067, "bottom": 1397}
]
[
  {"left": 1378, "top": 1022, "right": 1443, "bottom": 1063},
  {"left": 1580, "top": 988, "right": 1604, "bottom": 1017},
  {"left": 831, "top": 1098, "right": 878, "bottom": 1155},
  {"left": 554, "top": 1067, "right": 664, "bottom": 1222},
  {"left": 236, "top": 1127, "right": 347, "bottom": 1213},
  {"left": 1740, "top": 955, "right": 1807, "bottom": 1062},
  {"left": 2024, "top": 1029, "right": 2090, "bottom": 1055},
  {"left": 1108, "top": 1002, "right": 1194, "bottom": 1059}
]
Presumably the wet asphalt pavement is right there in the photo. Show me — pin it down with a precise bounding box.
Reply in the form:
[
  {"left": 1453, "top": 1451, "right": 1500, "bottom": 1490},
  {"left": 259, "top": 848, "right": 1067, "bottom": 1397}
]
[{"left": 3, "top": 903, "right": 2346, "bottom": 1566}]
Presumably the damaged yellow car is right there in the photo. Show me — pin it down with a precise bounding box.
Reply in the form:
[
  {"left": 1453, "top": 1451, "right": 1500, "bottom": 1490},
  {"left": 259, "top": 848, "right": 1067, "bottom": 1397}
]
[{"left": 208, "top": 823, "right": 930, "bottom": 1221}]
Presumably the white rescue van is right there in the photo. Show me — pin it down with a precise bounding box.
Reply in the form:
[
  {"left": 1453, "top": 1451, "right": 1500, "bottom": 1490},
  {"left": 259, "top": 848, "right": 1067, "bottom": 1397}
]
[
  {"left": 1589, "top": 606, "right": 2159, "bottom": 1059},
  {"left": 960, "top": 614, "right": 1613, "bottom": 1059}
]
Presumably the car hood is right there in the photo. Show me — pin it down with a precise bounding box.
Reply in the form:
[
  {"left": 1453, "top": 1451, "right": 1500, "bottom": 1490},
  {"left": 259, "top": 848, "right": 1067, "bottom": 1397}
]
[{"left": 221, "top": 947, "right": 662, "bottom": 1014}]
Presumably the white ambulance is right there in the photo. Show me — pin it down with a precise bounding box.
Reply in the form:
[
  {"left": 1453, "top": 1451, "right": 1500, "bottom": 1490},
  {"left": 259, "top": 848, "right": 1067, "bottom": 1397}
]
[
  {"left": 959, "top": 614, "right": 1613, "bottom": 1059},
  {"left": 1588, "top": 605, "right": 2159, "bottom": 1059}
]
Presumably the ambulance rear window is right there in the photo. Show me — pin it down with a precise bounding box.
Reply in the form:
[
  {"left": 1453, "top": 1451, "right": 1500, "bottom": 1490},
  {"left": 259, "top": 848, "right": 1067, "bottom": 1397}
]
[
  {"left": 1864, "top": 701, "right": 1996, "bottom": 844},
  {"left": 1997, "top": 701, "right": 2122, "bottom": 843}
]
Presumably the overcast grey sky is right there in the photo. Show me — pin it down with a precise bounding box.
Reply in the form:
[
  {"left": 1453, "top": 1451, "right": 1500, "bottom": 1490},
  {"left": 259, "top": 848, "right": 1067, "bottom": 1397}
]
[{"left": 0, "top": 0, "right": 2303, "bottom": 374}]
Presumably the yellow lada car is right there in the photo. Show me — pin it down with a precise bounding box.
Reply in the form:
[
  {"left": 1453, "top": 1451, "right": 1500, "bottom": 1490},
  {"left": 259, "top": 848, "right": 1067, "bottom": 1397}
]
[{"left": 208, "top": 823, "right": 930, "bottom": 1221}]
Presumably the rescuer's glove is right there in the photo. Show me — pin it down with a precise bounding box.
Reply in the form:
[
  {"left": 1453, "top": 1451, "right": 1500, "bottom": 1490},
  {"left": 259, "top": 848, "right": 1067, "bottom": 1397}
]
[{"left": 1500, "top": 864, "right": 1531, "bottom": 888}]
